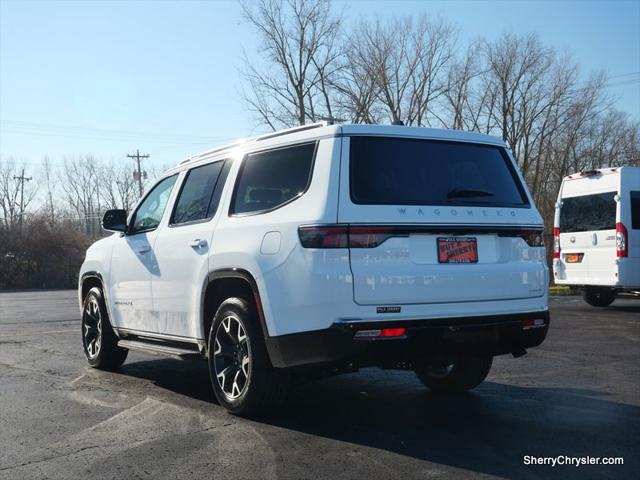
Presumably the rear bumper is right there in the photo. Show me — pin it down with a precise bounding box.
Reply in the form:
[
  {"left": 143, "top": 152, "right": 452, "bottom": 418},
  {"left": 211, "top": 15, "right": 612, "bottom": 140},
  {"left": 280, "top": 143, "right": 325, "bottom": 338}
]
[{"left": 265, "top": 310, "right": 550, "bottom": 368}]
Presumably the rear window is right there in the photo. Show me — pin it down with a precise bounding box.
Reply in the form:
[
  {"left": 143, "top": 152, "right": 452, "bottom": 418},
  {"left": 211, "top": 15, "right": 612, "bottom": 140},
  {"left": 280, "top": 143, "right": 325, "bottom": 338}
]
[
  {"left": 232, "top": 142, "right": 316, "bottom": 215},
  {"left": 560, "top": 192, "right": 617, "bottom": 232},
  {"left": 349, "top": 137, "right": 529, "bottom": 207}
]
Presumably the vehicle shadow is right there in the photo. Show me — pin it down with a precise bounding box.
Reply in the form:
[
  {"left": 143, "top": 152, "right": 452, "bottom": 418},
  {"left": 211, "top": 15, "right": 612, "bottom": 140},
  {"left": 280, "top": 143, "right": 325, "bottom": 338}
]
[
  {"left": 605, "top": 305, "right": 640, "bottom": 314},
  {"left": 120, "top": 359, "right": 639, "bottom": 479}
]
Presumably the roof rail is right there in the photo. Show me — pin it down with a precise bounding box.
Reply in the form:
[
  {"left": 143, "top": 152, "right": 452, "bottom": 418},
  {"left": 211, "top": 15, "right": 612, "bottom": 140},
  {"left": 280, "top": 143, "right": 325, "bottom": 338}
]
[
  {"left": 179, "top": 140, "right": 246, "bottom": 165},
  {"left": 256, "top": 121, "right": 328, "bottom": 142}
]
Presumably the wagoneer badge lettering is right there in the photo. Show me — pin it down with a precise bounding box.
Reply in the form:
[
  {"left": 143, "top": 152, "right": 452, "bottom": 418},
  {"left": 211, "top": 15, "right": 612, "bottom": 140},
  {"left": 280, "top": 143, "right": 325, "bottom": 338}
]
[{"left": 396, "top": 207, "right": 519, "bottom": 217}]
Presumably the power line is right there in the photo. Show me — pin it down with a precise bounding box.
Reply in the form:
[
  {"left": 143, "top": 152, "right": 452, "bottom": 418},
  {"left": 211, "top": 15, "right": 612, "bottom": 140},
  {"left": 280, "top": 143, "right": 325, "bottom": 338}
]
[
  {"left": 607, "top": 71, "right": 640, "bottom": 80},
  {"left": 0, "top": 120, "right": 220, "bottom": 142}
]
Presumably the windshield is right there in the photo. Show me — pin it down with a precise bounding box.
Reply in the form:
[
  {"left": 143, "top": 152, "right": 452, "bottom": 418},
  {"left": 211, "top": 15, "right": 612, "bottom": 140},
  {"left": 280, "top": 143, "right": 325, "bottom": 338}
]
[
  {"left": 560, "top": 192, "right": 617, "bottom": 232},
  {"left": 349, "top": 136, "right": 529, "bottom": 207}
]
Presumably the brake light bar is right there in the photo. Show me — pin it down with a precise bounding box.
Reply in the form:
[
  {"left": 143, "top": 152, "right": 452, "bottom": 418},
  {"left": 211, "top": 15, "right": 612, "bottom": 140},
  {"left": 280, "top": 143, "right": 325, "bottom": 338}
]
[
  {"left": 299, "top": 225, "right": 548, "bottom": 249},
  {"left": 348, "top": 226, "right": 396, "bottom": 248}
]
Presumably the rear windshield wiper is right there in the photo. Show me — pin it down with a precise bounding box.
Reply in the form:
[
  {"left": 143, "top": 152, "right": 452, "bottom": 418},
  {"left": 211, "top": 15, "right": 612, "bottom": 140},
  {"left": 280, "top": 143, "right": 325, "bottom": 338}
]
[{"left": 446, "top": 188, "right": 494, "bottom": 199}]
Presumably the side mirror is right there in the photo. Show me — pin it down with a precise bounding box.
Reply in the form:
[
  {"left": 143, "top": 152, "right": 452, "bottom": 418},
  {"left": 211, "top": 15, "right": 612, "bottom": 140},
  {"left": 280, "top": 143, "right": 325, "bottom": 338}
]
[{"left": 102, "top": 209, "right": 128, "bottom": 233}]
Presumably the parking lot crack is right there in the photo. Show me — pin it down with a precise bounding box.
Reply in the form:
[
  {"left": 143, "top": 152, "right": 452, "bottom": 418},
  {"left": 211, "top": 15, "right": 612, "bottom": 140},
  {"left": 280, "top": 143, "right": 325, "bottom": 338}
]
[{"left": 0, "top": 444, "right": 105, "bottom": 472}]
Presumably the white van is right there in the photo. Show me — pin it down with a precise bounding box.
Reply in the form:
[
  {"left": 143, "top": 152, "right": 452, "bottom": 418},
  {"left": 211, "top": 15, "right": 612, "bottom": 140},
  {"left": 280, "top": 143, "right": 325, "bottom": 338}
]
[{"left": 553, "top": 167, "right": 640, "bottom": 306}]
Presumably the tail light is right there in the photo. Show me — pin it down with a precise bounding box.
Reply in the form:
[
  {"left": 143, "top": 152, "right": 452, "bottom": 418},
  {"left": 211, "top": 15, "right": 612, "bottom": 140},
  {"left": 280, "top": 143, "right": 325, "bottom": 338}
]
[
  {"left": 553, "top": 227, "right": 561, "bottom": 259},
  {"left": 298, "top": 225, "right": 348, "bottom": 248},
  {"left": 518, "top": 229, "right": 544, "bottom": 247},
  {"left": 616, "top": 222, "right": 628, "bottom": 257},
  {"left": 298, "top": 225, "right": 400, "bottom": 249}
]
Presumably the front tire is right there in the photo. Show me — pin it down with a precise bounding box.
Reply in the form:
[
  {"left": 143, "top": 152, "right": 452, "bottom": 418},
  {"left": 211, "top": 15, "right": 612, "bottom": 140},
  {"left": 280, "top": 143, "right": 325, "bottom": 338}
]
[
  {"left": 415, "top": 356, "right": 493, "bottom": 393},
  {"left": 582, "top": 287, "right": 615, "bottom": 307},
  {"left": 81, "top": 287, "right": 128, "bottom": 369},
  {"left": 208, "top": 297, "right": 289, "bottom": 415}
]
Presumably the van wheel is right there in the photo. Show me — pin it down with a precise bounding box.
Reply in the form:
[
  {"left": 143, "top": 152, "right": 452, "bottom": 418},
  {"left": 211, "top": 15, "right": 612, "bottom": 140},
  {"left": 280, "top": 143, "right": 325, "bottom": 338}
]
[
  {"left": 583, "top": 287, "right": 615, "bottom": 307},
  {"left": 208, "top": 297, "right": 290, "bottom": 416},
  {"left": 81, "top": 287, "right": 128, "bottom": 369},
  {"left": 414, "top": 356, "right": 493, "bottom": 393}
]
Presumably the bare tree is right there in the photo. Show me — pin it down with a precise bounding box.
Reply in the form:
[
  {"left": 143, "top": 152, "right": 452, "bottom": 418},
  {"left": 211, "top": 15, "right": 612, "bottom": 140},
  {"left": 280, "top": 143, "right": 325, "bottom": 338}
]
[
  {"left": 240, "top": 0, "right": 342, "bottom": 129},
  {"left": 342, "top": 15, "right": 455, "bottom": 126},
  {"left": 59, "top": 155, "right": 103, "bottom": 237},
  {"left": 440, "top": 42, "right": 480, "bottom": 130},
  {"left": 41, "top": 156, "right": 57, "bottom": 223},
  {"left": 100, "top": 162, "right": 140, "bottom": 211},
  {"left": 0, "top": 157, "right": 37, "bottom": 231}
]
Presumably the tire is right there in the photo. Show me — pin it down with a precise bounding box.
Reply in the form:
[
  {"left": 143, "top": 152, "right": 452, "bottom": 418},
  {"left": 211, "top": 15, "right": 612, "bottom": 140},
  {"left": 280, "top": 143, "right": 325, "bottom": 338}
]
[
  {"left": 415, "top": 356, "right": 493, "bottom": 393},
  {"left": 207, "top": 297, "right": 290, "bottom": 416},
  {"left": 582, "top": 287, "right": 615, "bottom": 307},
  {"left": 81, "top": 287, "right": 128, "bottom": 369}
]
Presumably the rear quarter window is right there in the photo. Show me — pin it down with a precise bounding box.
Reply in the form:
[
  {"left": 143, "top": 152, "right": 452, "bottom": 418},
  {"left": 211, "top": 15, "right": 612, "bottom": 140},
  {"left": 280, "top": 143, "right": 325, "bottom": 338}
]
[
  {"left": 231, "top": 142, "right": 316, "bottom": 215},
  {"left": 349, "top": 136, "right": 529, "bottom": 208},
  {"left": 560, "top": 192, "right": 617, "bottom": 232}
]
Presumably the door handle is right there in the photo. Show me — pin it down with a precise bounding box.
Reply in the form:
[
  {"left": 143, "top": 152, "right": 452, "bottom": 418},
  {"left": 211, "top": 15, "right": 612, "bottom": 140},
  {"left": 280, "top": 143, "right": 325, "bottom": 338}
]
[
  {"left": 592, "top": 233, "right": 598, "bottom": 246},
  {"left": 189, "top": 238, "right": 208, "bottom": 248},
  {"left": 136, "top": 246, "right": 151, "bottom": 254}
]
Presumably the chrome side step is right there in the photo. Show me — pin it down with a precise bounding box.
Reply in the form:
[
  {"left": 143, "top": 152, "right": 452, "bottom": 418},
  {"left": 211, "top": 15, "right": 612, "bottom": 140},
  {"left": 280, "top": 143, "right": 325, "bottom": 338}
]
[{"left": 118, "top": 339, "right": 203, "bottom": 360}]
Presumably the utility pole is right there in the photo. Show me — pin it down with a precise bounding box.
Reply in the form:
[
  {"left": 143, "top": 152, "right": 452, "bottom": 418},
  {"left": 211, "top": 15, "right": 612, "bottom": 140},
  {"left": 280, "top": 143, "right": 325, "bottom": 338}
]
[
  {"left": 13, "top": 168, "right": 32, "bottom": 234},
  {"left": 127, "top": 149, "right": 149, "bottom": 197}
]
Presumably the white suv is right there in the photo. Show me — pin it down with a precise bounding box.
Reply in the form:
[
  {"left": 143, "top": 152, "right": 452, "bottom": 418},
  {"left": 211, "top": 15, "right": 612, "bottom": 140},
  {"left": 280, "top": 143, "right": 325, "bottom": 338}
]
[{"left": 79, "top": 123, "right": 550, "bottom": 414}]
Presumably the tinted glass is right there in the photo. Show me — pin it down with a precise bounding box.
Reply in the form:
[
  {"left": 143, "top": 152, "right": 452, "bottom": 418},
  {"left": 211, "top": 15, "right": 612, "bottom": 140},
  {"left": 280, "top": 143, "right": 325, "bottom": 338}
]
[
  {"left": 232, "top": 143, "right": 316, "bottom": 214},
  {"left": 560, "top": 192, "right": 617, "bottom": 233},
  {"left": 631, "top": 191, "right": 640, "bottom": 229},
  {"left": 349, "top": 137, "right": 528, "bottom": 207},
  {"left": 172, "top": 161, "right": 224, "bottom": 225},
  {"left": 130, "top": 175, "right": 177, "bottom": 233}
]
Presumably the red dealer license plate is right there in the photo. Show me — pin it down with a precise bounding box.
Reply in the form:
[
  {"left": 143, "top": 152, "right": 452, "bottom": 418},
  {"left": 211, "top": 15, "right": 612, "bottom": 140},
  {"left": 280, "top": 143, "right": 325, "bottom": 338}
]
[{"left": 437, "top": 237, "right": 478, "bottom": 263}]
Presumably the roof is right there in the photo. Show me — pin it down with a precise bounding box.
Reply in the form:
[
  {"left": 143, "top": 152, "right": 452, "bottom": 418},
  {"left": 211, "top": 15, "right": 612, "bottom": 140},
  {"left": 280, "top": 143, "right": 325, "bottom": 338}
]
[{"left": 171, "top": 122, "right": 507, "bottom": 170}]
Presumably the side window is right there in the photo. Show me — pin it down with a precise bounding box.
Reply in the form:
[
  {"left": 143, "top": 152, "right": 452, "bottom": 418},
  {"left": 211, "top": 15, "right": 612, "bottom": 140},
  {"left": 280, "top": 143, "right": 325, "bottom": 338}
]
[
  {"left": 232, "top": 142, "right": 316, "bottom": 215},
  {"left": 129, "top": 175, "right": 178, "bottom": 234},
  {"left": 171, "top": 161, "right": 225, "bottom": 225},
  {"left": 631, "top": 191, "right": 640, "bottom": 229}
]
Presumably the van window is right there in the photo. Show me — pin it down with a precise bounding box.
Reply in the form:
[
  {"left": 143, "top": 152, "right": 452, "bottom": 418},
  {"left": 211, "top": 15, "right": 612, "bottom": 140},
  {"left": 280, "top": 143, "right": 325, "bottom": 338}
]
[
  {"left": 631, "top": 191, "right": 640, "bottom": 229},
  {"left": 349, "top": 137, "right": 529, "bottom": 207},
  {"left": 171, "top": 161, "right": 225, "bottom": 225},
  {"left": 560, "top": 192, "right": 617, "bottom": 233},
  {"left": 232, "top": 143, "right": 316, "bottom": 215}
]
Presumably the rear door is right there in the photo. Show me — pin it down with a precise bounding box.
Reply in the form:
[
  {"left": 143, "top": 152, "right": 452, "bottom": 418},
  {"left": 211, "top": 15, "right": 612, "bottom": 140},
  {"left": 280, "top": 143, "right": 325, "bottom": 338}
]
[
  {"left": 559, "top": 191, "right": 618, "bottom": 284},
  {"left": 338, "top": 136, "right": 546, "bottom": 306}
]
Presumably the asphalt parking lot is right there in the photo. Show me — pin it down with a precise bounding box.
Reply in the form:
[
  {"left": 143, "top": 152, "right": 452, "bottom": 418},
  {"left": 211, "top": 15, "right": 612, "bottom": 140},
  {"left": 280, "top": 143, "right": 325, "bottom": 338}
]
[{"left": 0, "top": 291, "right": 638, "bottom": 479}]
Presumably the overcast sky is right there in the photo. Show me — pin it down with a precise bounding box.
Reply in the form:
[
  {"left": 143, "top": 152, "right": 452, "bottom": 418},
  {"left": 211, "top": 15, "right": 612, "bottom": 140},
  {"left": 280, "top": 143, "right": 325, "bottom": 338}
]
[{"left": 1, "top": 0, "right": 639, "bottom": 171}]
